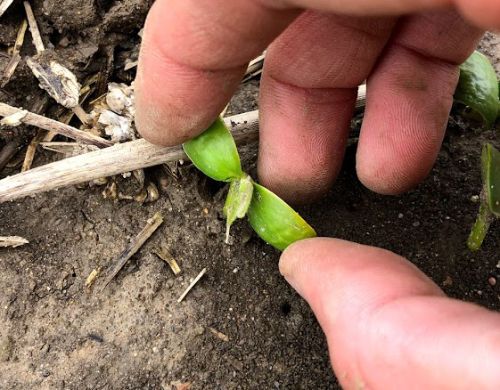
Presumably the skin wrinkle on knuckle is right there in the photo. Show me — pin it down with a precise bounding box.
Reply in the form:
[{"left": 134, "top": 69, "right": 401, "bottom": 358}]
[
  {"left": 267, "top": 13, "right": 394, "bottom": 89},
  {"left": 150, "top": 0, "right": 295, "bottom": 71},
  {"left": 393, "top": 11, "right": 482, "bottom": 64}
]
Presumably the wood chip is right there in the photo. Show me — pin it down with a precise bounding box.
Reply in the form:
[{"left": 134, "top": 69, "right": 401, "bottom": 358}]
[
  {"left": 177, "top": 268, "right": 207, "bottom": 303},
  {"left": 0, "top": 236, "right": 29, "bottom": 248},
  {"left": 154, "top": 247, "right": 181, "bottom": 275},
  {"left": 101, "top": 212, "right": 163, "bottom": 290},
  {"left": 23, "top": 1, "right": 45, "bottom": 54},
  {"left": 208, "top": 327, "right": 229, "bottom": 342}
]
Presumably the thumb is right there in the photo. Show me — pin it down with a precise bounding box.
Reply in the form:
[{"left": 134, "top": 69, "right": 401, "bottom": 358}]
[{"left": 280, "top": 238, "right": 500, "bottom": 390}]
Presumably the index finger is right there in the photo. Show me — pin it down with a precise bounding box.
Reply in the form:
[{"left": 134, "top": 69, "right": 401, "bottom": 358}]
[{"left": 135, "top": 0, "right": 500, "bottom": 146}]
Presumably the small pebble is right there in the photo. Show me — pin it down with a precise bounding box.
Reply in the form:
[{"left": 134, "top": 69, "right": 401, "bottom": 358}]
[
  {"left": 412, "top": 221, "right": 420, "bottom": 227},
  {"left": 470, "top": 195, "right": 480, "bottom": 203},
  {"left": 398, "top": 213, "right": 404, "bottom": 219},
  {"left": 488, "top": 277, "right": 497, "bottom": 286}
]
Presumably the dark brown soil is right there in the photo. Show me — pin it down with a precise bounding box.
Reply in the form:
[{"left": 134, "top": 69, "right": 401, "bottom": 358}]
[{"left": 1, "top": 3, "right": 499, "bottom": 389}]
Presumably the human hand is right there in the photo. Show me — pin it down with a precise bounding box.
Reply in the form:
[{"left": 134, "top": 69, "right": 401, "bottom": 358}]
[
  {"left": 280, "top": 238, "right": 500, "bottom": 389},
  {"left": 134, "top": 0, "right": 499, "bottom": 203},
  {"left": 135, "top": 3, "right": 500, "bottom": 387}
]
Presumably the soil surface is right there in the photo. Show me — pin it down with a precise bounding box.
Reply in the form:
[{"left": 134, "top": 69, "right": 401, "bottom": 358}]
[{"left": 1, "top": 3, "right": 500, "bottom": 389}]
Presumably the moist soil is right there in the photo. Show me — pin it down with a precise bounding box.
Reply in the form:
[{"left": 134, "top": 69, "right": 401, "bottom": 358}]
[{"left": 1, "top": 2, "right": 500, "bottom": 389}]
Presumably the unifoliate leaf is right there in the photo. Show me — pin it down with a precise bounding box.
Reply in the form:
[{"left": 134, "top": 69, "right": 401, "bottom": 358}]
[
  {"left": 482, "top": 143, "right": 500, "bottom": 216},
  {"left": 223, "top": 174, "right": 254, "bottom": 243},
  {"left": 455, "top": 51, "right": 499, "bottom": 127},
  {"left": 247, "top": 184, "right": 316, "bottom": 251},
  {"left": 183, "top": 118, "right": 243, "bottom": 182}
]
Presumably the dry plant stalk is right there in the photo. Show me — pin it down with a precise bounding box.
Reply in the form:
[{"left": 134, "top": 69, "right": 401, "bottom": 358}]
[
  {"left": 0, "top": 103, "right": 112, "bottom": 147},
  {"left": 0, "top": 111, "right": 259, "bottom": 203},
  {"left": 0, "top": 236, "right": 29, "bottom": 248},
  {"left": 101, "top": 212, "right": 163, "bottom": 290},
  {"left": 23, "top": 1, "right": 44, "bottom": 54},
  {"left": 0, "top": 0, "right": 14, "bottom": 18},
  {"left": 177, "top": 268, "right": 207, "bottom": 303},
  {"left": 0, "top": 140, "right": 20, "bottom": 171},
  {"left": 1, "top": 20, "right": 28, "bottom": 88}
]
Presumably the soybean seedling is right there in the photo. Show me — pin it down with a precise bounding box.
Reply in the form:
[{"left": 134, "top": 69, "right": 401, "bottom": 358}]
[
  {"left": 468, "top": 143, "right": 500, "bottom": 251},
  {"left": 455, "top": 51, "right": 500, "bottom": 250},
  {"left": 183, "top": 119, "right": 316, "bottom": 251}
]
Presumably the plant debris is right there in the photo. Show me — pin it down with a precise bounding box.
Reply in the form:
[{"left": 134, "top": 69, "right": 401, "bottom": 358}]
[
  {"left": 101, "top": 212, "right": 163, "bottom": 290},
  {"left": 177, "top": 268, "right": 207, "bottom": 303},
  {"left": 0, "top": 110, "right": 28, "bottom": 126},
  {"left": 27, "top": 58, "right": 81, "bottom": 109},
  {"left": 85, "top": 267, "right": 101, "bottom": 288},
  {"left": 0, "top": 236, "right": 29, "bottom": 248},
  {"left": 0, "top": 0, "right": 15, "bottom": 18},
  {"left": 154, "top": 247, "right": 181, "bottom": 275},
  {"left": 208, "top": 327, "right": 229, "bottom": 342}
]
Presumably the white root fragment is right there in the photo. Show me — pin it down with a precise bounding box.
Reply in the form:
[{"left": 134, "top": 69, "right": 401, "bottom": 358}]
[
  {"left": 0, "top": 236, "right": 29, "bottom": 248},
  {"left": 0, "top": 110, "right": 28, "bottom": 126},
  {"left": 27, "top": 58, "right": 81, "bottom": 109},
  {"left": 23, "top": 1, "right": 44, "bottom": 55},
  {"left": 177, "top": 268, "right": 207, "bottom": 303}
]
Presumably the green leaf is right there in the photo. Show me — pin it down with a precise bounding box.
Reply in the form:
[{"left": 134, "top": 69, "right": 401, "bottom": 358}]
[
  {"left": 183, "top": 118, "right": 243, "bottom": 182},
  {"left": 455, "top": 51, "right": 499, "bottom": 127},
  {"left": 247, "top": 183, "right": 317, "bottom": 251},
  {"left": 482, "top": 143, "right": 500, "bottom": 216},
  {"left": 223, "top": 174, "right": 254, "bottom": 243}
]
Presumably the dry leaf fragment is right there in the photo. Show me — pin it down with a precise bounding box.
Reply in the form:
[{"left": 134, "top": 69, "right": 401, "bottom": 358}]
[
  {"left": 27, "top": 58, "right": 81, "bottom": 108},
  {"left": 0, "top": 236, "right": 29, "bottom": 248}
]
